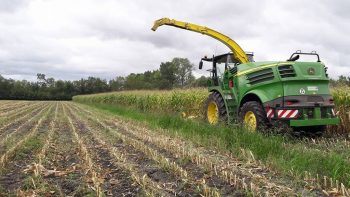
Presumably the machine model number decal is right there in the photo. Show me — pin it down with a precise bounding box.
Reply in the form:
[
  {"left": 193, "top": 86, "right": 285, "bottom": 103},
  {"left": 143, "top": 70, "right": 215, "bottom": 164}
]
[
  {"left": 299, "top": 88, "right": 306, "bottom": 95},
  {"left": 307, "top": 86, "right": 318, "bottom": 91}
]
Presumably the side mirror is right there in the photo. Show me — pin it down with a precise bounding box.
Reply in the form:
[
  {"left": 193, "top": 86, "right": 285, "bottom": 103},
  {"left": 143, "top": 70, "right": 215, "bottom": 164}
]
[{"left": 199, "top": 60, "right": 203, "bottom": 69}]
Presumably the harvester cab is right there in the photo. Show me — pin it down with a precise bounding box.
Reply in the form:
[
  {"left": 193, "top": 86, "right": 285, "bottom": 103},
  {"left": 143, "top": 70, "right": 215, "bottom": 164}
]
[
  {"left": 199, "top": 52, "right": 255, "bottom": 85},
  {"left": 200, "top": 54, "right": 234, "bottom": 86},
  {"left": 152, "top": 18, "right": 339, "bottom": 135}
]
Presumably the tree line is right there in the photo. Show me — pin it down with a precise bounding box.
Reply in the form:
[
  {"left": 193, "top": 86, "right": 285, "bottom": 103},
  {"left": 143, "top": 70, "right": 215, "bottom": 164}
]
[
  {"left": 0, "top": 58, "right": 209, "bottom": 100},
  {"left": 3, "top": 56, "right": 347, "bottom": 101}
]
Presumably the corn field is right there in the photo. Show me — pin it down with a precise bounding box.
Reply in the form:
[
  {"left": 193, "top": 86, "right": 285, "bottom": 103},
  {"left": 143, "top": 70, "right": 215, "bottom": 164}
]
[
  {"left": 73, "top": 88, "right": 209, "bottom": 118},
  {"left": 73, "top": 87, "right": 350, "bottom": 134},
  {"left": 331, "top": 86, "right": 350, "bottom": 133}
]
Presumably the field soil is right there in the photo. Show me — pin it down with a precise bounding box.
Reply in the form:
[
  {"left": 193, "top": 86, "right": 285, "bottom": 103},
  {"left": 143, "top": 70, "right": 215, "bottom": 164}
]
[{"left": 0, "top": 101, "right": 348, "bottom": 196}]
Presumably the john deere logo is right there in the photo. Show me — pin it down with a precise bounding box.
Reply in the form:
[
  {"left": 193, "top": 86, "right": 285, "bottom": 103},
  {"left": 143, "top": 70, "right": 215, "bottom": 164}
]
[{"left": 308, "top": 67, "right": 315, "bottom": 75}]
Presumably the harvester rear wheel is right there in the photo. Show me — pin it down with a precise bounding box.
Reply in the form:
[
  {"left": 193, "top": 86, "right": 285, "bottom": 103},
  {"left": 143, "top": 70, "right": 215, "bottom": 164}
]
[
  {"left": 239, "top": 101, "right": 268, "bottom": 132},
  {"left": 205, "top": 92, "right": 227, "bottom": 124}
]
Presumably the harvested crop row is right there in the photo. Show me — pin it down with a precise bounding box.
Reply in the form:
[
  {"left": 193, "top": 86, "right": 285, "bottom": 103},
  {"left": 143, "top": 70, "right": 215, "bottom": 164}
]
[
  {"left": 70, "top": 103, "right": 296, "bottom": 193},
  {"left": 66, "top": 103, "right": 224, "bottom": 197},
  {"left": 63, "top": 104, "right": 144, "bottom": 197},
  {"left": 0, "top": 101, "right": 31, "bottom": 114},
  {"left": 0, "top": 101, "right": 43, "bottom": 120},
  {"left": 67, "top": 102, "right": 222, "bottom": 196},
  {"left": 0, "top": 101, "right": 15, "bottom": 107},
  {"left": 71, "top": 103, "right": 299, "bottom": 196},
  {"left": 0, "top": 100, "right": 25, "bottom": 109},
  {"left": 26, "top": 103, "right": 93, "bottom": 196},
  {"left": 0, "top": 102, "right": 47, "bottom": 131},
  {"left": 89, "top": 119, "right": 243, "bottom": 195},
  {"left": 114, "top": 118, "right": 350, "bottom": 196},
  {"left": 73, "top": 103, "right": 350, "bottom": 196},
  {"left": 0, "top": 103, "right": 52, "bottom": 168},
  {"left": 0, "top": 103, "right": 57, "bottom": 195},
  {"left": 70, "top": 104, "right": 291, "bottom": 194},
  {"left": 64, "top": 103, "right": 162, "bottom": 196},
  {"left": 37, "top": 103, "right": 60, "bottom": 165},
  {"left": 0, "top": 103, "right": 51, "bottom": 150}
]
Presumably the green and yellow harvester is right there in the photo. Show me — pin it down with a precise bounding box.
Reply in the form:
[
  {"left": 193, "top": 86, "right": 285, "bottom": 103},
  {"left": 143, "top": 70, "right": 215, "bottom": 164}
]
[{"left": 152, "top": 18, "right": 339, "bottom": 135}]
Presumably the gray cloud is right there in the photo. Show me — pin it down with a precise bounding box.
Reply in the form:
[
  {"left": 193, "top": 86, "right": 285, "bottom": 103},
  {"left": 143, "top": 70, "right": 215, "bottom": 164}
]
[
  {"left": 0, "top": 0, "right": 27, "bottom": 12},
  {"left": 0, "top": 0, "right": 349, "bottom": 81}
]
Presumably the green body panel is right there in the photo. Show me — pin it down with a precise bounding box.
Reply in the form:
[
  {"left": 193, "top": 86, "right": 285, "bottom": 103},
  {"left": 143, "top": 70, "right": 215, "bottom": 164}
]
[
  {"left": 282, "top": 80, "right": 329, "bottom": 96},
  {"left": 238, "top": 70, "right": 283, "bottom": 103},
  {"left": 207, "top": 59, "right": 339, "bottom": 126},
  {"left": 279, "top": 62, "right": 330, "bottom": 96},
  {"left": 237, "top": 61, "right": 329, "bottom": 101},
  {"left": 290, "top": 117, "right": 339, "bottom": 127}
]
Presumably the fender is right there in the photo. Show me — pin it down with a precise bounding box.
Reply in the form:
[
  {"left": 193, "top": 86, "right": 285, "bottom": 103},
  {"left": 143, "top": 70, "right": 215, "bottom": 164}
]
[
  {"left": 208, "top": 88, "right": 235, "bottom": 123},
  {"left": 240, "top": 90, "right": 269, "bottom": 106}
]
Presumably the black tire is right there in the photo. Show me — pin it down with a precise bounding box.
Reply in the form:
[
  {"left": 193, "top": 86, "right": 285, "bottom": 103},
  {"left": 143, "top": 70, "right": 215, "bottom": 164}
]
[
  {"left": 238, "top": 101, "right": 268, "bottom": 131},
  {"left": 205, "top": 92, "right": 227, "bottom": 124}
]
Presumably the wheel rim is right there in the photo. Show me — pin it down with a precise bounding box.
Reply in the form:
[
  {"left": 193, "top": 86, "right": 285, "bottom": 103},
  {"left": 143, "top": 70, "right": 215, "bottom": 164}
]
[
  {"left": 207, "top": 101, "right": 219, "bottom": 124},
  {"left": 244, "top": 111, "right": 257, "bottom": 131}
]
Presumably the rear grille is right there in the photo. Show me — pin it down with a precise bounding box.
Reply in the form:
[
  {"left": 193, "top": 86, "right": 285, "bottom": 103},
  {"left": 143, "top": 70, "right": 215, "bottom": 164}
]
[
  {"left": 246, "top": 68, "right": 274, "bottom": 85},
  {"left": 278, "top": 65, "right": 296, "bottom": 78}
]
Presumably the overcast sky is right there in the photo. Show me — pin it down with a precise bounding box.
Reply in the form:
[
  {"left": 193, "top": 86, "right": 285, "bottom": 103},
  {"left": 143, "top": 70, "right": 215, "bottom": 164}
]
[{"left": 0, "top": 0, "right": 349, "bottom": 81}]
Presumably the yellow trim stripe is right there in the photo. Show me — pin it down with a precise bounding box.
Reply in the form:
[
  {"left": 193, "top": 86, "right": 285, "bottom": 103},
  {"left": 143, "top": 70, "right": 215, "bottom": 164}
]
[{"left": 235, "top": 62, "right": 292, "bottom": 77}]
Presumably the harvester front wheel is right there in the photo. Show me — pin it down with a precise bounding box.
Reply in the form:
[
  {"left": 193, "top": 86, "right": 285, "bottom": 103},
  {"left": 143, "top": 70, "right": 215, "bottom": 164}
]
[
  {"left": 239, "top": 101, "right": 267, "bottom": 132},
  {"left": 205, "top": 92, "right": 227, "bottom": 124}
]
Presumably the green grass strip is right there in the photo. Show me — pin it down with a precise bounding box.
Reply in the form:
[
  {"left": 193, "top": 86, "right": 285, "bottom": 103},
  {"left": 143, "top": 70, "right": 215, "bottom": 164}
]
[{"left": 74, "top": 101, "right": 350, "bottom": 187}]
